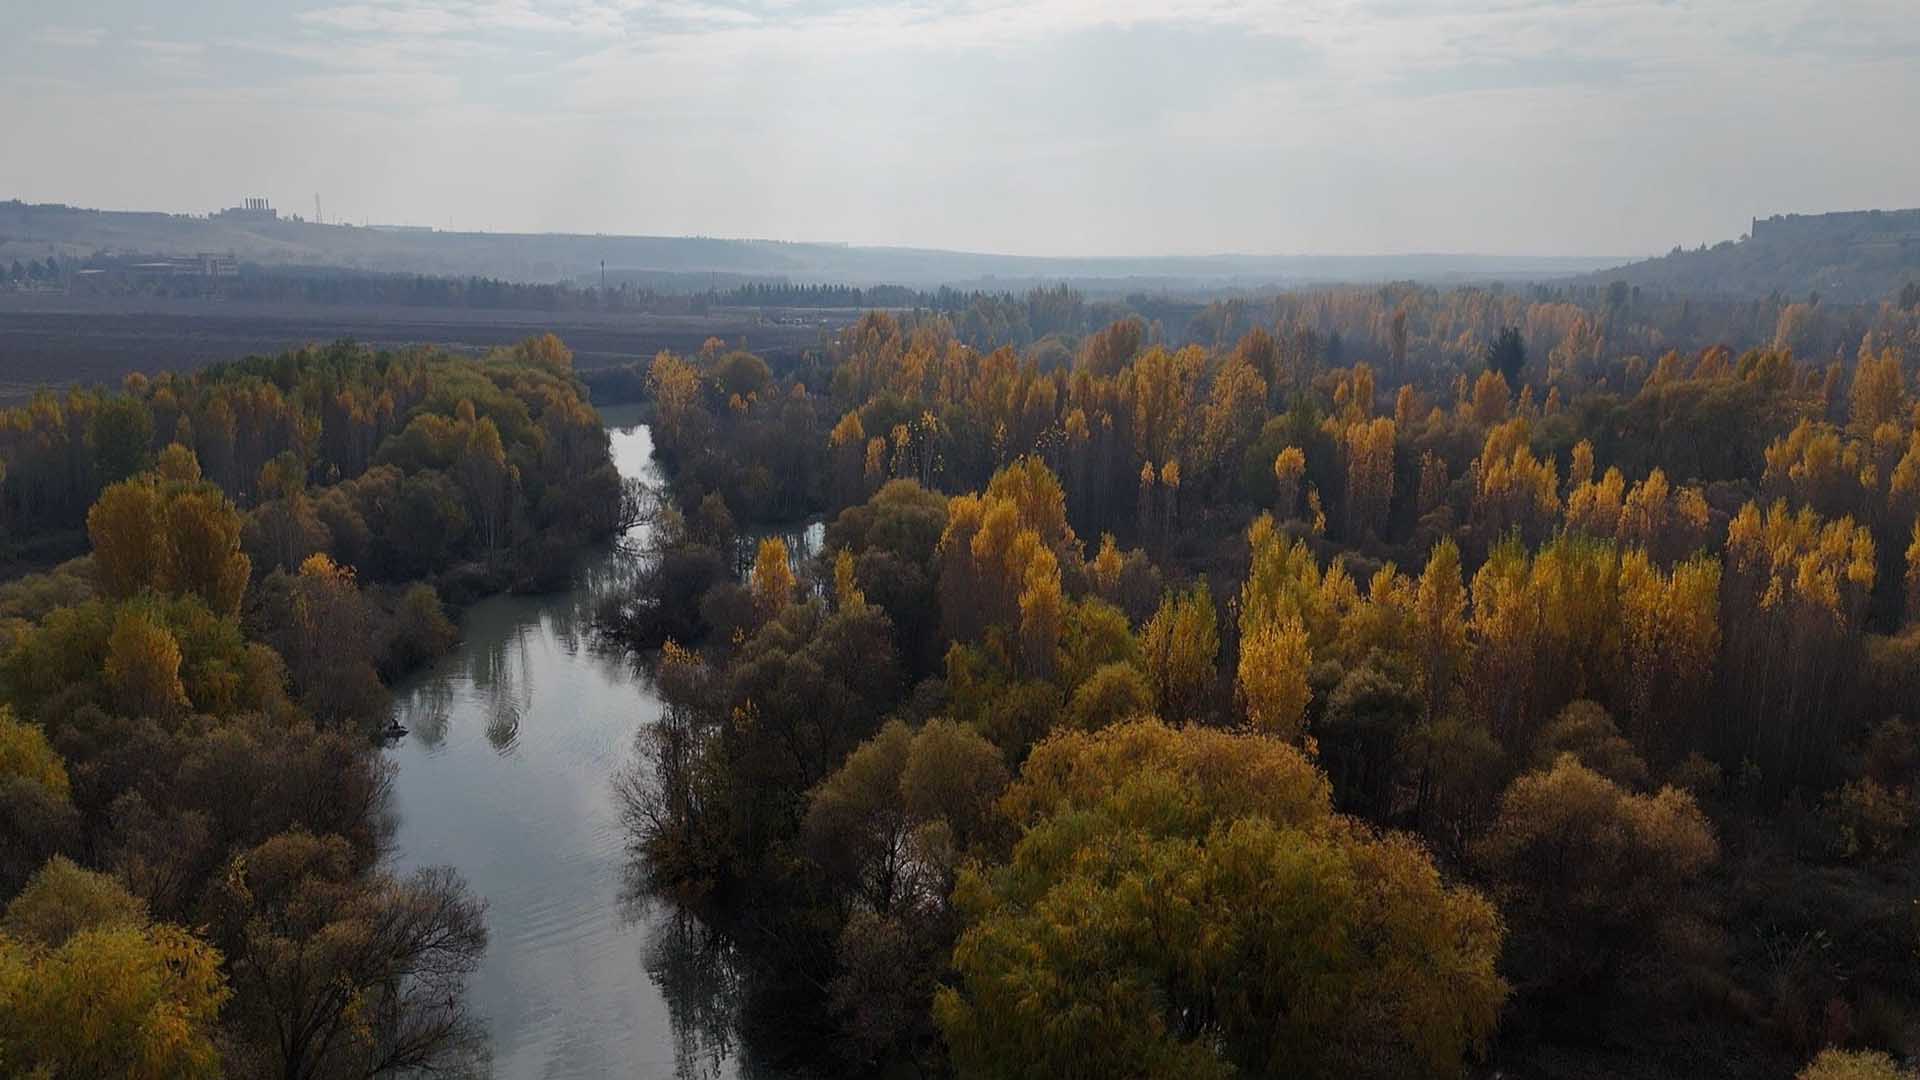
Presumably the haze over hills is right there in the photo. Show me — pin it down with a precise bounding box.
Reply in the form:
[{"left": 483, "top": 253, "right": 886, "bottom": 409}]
[
  {"left": 1580, "top": 208, "right": 1920, "bottom": 303},
  {"left": 10, "top": 198, "right": 1918, "bottom": 302},
  {"left": 1, "top": 199, "right": 1626, "bottom": 292}
]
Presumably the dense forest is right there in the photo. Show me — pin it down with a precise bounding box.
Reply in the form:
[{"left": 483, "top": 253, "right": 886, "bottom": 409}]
[
  {"left": 598, "top": 278, "right": 1920, "bottom": 1079},
  {"left": 9, "top": 269, "right": 1920, "bottom": 1077},
  {"left": 0, "top": 336, "right": 624, "bottom": 1076}
]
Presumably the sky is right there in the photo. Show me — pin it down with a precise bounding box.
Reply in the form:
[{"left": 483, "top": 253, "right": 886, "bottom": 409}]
[{"left": 3, "top": 0, "right": 1917, "bottom": 258}]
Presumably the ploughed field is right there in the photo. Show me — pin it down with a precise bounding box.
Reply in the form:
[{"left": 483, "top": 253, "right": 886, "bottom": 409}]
[{"left": 0, "top": 293, "right": 836, "bottom": 400}]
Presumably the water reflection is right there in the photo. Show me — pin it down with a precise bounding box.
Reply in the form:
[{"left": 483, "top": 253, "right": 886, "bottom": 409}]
[
  {"left": 382, "top": 412, "right": 789, "bottom": 1080},
  {"left": 394, "top": 676, "right": 454, "bottom": 749},
  {"left": 640, "top": 906, "right": 749, "bottom": 1080}
]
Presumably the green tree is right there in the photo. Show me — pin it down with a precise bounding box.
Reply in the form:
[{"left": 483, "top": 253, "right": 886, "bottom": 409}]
[
  {"left": 91, "top": 397, "right": 155, "bottom": 486},
  {"left": 1485, "top": 325, "right": 1528, "bottom": 393}
]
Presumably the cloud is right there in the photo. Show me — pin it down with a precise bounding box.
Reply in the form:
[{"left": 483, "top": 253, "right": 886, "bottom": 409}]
[
  {"left": 2, "top": 0, "right": 1916, "bottom": 256},
  {"left": 36, "top": 25, "right": 106, "bottom": 48}
]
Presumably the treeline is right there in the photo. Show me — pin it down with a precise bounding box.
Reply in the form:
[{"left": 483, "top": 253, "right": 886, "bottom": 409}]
[
  {"left": 608, "top": 299, "right": 1920, "bottom": 1078},
  {"left": 0, "top": 338, "right": 623, "bottom": 1076},
  {"left": 1, "top": 334, "right": 627, "bottom": 592}
]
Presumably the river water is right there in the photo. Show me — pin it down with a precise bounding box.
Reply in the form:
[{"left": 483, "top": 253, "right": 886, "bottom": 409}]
[{"left": 382, "top": 409, "right": 793, "bottom": 1079}]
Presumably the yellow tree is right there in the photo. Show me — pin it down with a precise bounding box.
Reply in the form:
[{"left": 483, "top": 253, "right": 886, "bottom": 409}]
[
  {"left": 1237, "top": 614, "right": 1311, "bottom": 743},
  {"left": 1722, "top": 500, "right": 1876, "bottom": 786},
  {"left": 1273, "top": 446, "right": 1306, "bottom": 519},
  {"left": 833, "top": 548, "right": 867, "bottom": 612},
  {"left": 1906, "top": 519, "right": 1920, "bottom": 622},
  {"left": 1343, "top": 417, "right": 1395, "bottom": 540},
  {"left": 937, "top": 457, "right": 1077, "bottom": 653},
  {"left": 1413, "top": 538, "right": 1470, "bottom": 720},
  {"left": 1141, "top": 584, "right": 1219, "bottom": 723},
  {"left": 1617, "top": 551, "right": 1721, "bottom": 759},
  {"left": 751, "top": 536, "right": 797, "bottom": 623},
  {"left": 1471, "top": 418, "right": 1560, "bottom": 547},
  {"left": 103, "top": 608, "right": 189, "bottom": 720},
  {"left": 1015, "top": 541, "right": 1065, "bottom": 680},
  {"left": 0, "top": 859, "right": 228, "bottom": 1080},
  {"left": 86, "top": 479, "right": 165, "bottom": 599},
  {"left": 160, "top": 487, "right": 250, "bottom": 618},
  {"left": 647, "top": 351, "right": 704, "bottom": 445},
  {"left": 0, "top": 707, "right": 70, "bottom": 800},
  {"left": 1849, "top": 347, "right": 1907, "bottom": 435},
  {"left": 515, "top": 331, "right": 574, "bottom": 374}
]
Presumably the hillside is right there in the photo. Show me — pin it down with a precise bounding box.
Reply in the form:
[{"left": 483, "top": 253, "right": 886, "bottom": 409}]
[
  {"left": 0, "top": 199, "right": 1621, "bottom": 291},
  {"left": 1588, "top": 209, "right": 1920, "bottom": 303}
]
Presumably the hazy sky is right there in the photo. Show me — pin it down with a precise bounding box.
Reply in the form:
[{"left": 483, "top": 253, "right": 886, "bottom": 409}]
[{"left": 3, "top": 0, "right": 1916, "bottom": 257}]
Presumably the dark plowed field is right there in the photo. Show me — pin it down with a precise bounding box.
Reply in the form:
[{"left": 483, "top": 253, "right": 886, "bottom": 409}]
[{"left": 0, "top": 295, "right": 838, "bottom": 400}]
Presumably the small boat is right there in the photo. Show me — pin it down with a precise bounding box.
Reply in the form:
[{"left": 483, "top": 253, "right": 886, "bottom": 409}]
[{"left": 382, "top": 722, "right": 409, "bottom": 740}]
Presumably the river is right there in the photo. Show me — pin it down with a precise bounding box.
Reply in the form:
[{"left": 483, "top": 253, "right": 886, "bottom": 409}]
[{"left": 382, "top": 408, "right": 809, "bottom": 1079}]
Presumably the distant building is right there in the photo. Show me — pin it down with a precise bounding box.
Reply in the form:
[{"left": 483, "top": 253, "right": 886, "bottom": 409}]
[
  {"left": 214, "top": 197, "right": 278, "bottom": 223},
  {"left": 69, "top": 253, "right": 238, "bottom": 295}
]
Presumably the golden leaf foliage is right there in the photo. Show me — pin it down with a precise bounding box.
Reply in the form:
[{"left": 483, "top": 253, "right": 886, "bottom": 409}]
[
  {"left": 87, "top": 459, "right": 250, "bottom": 618},
  {"left": 750, "top": 536, "right": 797, "bottom": 623},
  {"left": 1140, "top": 584, "right": 1218, "bottom": 723},
  {"left": 0, "top": 706, "right": 69, "bottom": 800},
  {"left": 1237, "top": 613, "right": 1312, "bottom": 743},
  {"left": 103, "top": 607, "right": 189, "bottom": 720},
  {"left": 0, "top": 859, "right": 228, "bottom": 1080},
  {"left": 939, "top": 720, "right": 1505, "bottom": 1079}
]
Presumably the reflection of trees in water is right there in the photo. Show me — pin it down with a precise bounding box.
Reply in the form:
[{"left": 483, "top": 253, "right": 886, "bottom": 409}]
[
  {"left": 640, "top": 907, "right": 747, "bottom": 1080},
  {"left": 616, "top": 695, "right": 805, "bottom": 1080},
  {"left": 554, "top": 545, "right": 650, "bottom": 678},
  {"left": 468, "top": 621, "right": 535, "bottom": 754},
  {"left": 396, "top": 676, "right": 455, "bottom": 748}
]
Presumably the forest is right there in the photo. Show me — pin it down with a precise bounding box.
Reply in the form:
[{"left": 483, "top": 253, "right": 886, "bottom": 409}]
[
  {"left": 0, "top": 335, "right": 625, "bottom": 1076},
  {"left": 7, "top": 269, "right": 1920, "bottom": 1078},
  {"left": 599, "top": 275, "right": 1920, "bottom": 1079}
]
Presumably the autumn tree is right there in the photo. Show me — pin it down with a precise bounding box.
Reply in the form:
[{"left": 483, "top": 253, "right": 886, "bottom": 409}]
[
  {"left": 1343, "top": 416, "right": 1396, "bottom": 540},
  {"left": 88, "top": 470, "right": 250, "bottom": 617},
  {"left": 1720, "top": 500, "right": 1875, "bottom": 786},
  {"left": 804, "top": 717, "right": 1008, "bottom": 917},
  {"left": 936, "top": 457, "right": 1077, "bottom": 669},
  {"left": 1273, "top": 446, "right": 1306, "bottom": 519},
  {"left": 514, "top": 331, "right": 574, "bottom": 374},
  {"left": 1140, "top": 584, "right": 1218, "bottom": 723},
  {"left": 211, "top": 831, "right": 488, "bottom": 1080},
  {"left": 103, "top": 607, "right": 189, "bottom": 720},
  {"left": 1476, "top": 754, "right": 1716, "bottom": 995},
  {"left": 1236, "top": 613, "right": 1311, "bottom": 743},
  {"left": 0, "top": 858, "right": 229, "bottom": 1080},
  {"left": 1412, "top": 538, "right": 1470, "bottom": 721},
  {"left": 1470, "top": 419, "right": 1560, "bottom": 547},
  {"left": 938, "top": 720, "right": 1505, "bottom": 1079},
  {"left": 254, "top": 554, "right": 388, "bottom": 728},
  {"left": 750, "top": 535, "right": 797, "bottom": 623},
  {"left": 0, "top": 709, "right": 79, "bottom": 892},
  {"left": 1799, "top": 1049, "right": 1915, "bottom": 1080}
]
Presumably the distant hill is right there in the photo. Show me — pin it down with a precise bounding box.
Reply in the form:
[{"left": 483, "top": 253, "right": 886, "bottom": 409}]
[
  {"left": 1585, "top": 209, "right": 1920, "bottom": 303},
  {"left": 0, "top": 199, "right": 1622, "bottom": 292}
]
